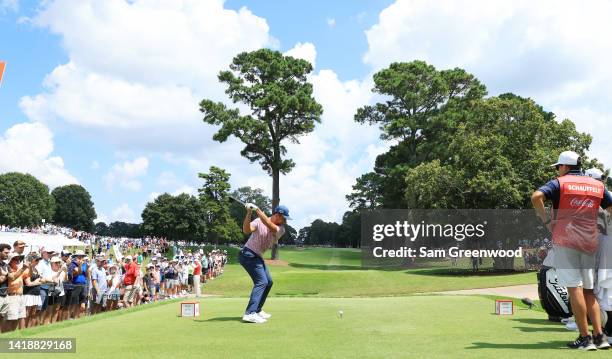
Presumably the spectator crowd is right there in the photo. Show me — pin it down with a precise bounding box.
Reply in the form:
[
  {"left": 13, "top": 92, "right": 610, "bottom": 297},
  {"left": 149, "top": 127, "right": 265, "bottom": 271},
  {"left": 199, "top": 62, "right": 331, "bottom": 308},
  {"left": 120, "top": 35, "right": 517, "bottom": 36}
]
[{"left": 0, "top": 225, "right": 227, "bottom": 333}]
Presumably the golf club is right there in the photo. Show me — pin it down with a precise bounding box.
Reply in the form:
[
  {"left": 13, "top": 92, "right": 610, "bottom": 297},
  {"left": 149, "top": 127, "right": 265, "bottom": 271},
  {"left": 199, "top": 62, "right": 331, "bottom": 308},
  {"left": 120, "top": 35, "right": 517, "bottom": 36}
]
[{"left": 229, "top": 195, "right": 245, "bottom": 206}]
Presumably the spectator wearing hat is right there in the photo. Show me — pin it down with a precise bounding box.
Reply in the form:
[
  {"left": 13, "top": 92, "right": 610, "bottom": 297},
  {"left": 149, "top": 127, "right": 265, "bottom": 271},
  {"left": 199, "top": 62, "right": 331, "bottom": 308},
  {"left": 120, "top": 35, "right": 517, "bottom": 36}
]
[
  {"left": 164, "top": 259, "right": 177, "bottom": 298},
  {"left": 5, "top": 252, "right": 28, "bottom": 332},
  {"left": 200, "top": 253, "right": 209, "bottom": 283},
  {"left": 0, "top": 243, "right": 12, "bottom": 333},
  {"left": 48, "top": 256, "right": 66, "bottom": 324},
  {"left": 67, "top": 250, "right": 89, "bottom": 319},
  {"left": 91, "top": 256, "right": 108, "bottom": 314},
  {"left": 143, "top": 264, "right": 155, "bottom": 302},
  {"left": 12, "top": 240, "right": 26, "bottom": 256},
  {"left": 37, "top": 247, "right": 55, "bottom": 325},
  {"left": 152, "top": 264, "right": 161, "bottom": 301},
  {"left": 193, "top": 257, "right": 202, "bottom": 298},
  {"left": 122, "top": 255, "right": 139, "bottom": 307},
  {"left": 106, "top": 264, "right": 121, "bottom": 311},
  {"left": 23, "top": 252, "right": 46, "bottom": 328}
]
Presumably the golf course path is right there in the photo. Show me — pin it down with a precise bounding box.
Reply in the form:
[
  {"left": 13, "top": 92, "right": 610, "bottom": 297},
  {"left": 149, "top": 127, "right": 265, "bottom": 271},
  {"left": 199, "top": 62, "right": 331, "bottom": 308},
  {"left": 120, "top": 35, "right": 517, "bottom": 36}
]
[{"left": 433, "top": 284, "right": 538, "bottom": 299}]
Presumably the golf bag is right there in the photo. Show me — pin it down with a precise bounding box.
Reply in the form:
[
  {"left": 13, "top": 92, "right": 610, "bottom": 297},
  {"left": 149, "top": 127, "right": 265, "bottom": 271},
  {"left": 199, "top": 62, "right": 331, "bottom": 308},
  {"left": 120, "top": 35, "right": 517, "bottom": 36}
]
[{"left": 537, "top": 266, "right": 572, "bottom": 321}]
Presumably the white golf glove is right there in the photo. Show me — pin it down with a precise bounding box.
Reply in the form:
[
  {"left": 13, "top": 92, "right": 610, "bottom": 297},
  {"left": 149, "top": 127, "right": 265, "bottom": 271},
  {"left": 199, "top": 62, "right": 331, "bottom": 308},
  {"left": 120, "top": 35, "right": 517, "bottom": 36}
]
[{"left": 245, "top": 203, "right": 259, "bottom": 211}]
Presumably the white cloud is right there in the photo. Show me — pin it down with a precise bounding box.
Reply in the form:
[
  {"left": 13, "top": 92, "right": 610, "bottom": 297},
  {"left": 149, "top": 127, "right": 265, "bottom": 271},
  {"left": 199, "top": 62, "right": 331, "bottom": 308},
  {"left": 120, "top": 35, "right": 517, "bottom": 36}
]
[
  {"left": 326, "top": 18, "right": 336, "bottom": 27},
  {"left": 90, "top": 161, "right": 99, "bottom": 171},
  {"left": 364, "top": 0, "right": 612, "bottom": 168},
  {"left": 0, "top": 122, "right": 78, "bottom": 188},
  {"left": 156, "top": 171, "right": 180, "bottom": 188},
  {"left": 172, "top": 185, "right": 196, "bottom": 196},
  {"left": 20, "top": 0, "right": 275, "bottom": 150},
  {"left": 284, "top": 42, "right": 317, "bottom": 69},
  {"left": 104, "top": 156, "right": 148, "bottom": 192},
  {"left": 110, "top": 203, "right": 137, "bottom": 223},
  {"left": 1, "top": 0, "right": 18, "bottom": 12},
  {"left": 94, "top": 213, "right": 108, "bottom": 225}
]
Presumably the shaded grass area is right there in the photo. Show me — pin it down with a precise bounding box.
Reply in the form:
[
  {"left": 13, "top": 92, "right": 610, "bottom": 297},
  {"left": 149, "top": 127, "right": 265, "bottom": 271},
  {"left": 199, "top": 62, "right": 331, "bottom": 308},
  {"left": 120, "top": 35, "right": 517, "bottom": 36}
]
[{"left": 1, "top": 295, "right": 594, "bottom": 359}]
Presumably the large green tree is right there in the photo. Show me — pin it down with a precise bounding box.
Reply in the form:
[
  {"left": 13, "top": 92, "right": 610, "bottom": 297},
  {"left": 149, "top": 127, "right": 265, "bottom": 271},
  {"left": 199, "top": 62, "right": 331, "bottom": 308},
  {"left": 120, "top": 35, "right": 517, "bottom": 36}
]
[
  {"left": 198, "top": 167, "right": 242, "bottom": 245},
  {"left": 94, "top": 222, "right": 109, "bottom": 236},
  {"left": 51, "top": 184, "right": 97, "bottom": 232},
  {"left": 0, "top": 172, "right": 54, "bottom": 227},
  {"left": 304, "top": 219, "right": 340, "bottom": 246},
  {"left": 200, "top": 48, "right": 323, "bottom": 259},
  {"left": 141, "top": 193, "right": 206, "bottom": 242},
  {"left": 350, "top": 60, "right": 486, "bottom": 208},
  {"left": 337, "top": 210, "right": 361, "bottom": 248},
  {"left": 403, "top": 95, "right": 595, "bottom": 209}
]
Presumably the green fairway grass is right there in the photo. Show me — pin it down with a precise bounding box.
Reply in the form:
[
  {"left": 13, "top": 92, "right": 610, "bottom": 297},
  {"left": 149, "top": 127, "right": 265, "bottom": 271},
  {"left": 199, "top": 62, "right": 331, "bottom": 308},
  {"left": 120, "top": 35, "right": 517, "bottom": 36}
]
[
  {"left": 2, "top": 295, "right": 601, "bottom": 359},
  {"left": 201, "top": 247, "right": 535, "bottom": 297},
  {"left": 1, "top": 247, "right": 549, "bottom": 358}
]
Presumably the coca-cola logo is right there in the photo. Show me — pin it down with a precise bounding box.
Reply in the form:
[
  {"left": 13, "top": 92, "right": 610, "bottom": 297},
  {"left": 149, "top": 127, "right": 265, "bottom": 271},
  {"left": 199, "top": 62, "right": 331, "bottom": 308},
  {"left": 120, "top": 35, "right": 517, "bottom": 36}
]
[{"left": 569, "top": 198, "right": 595, "bottom": 208}]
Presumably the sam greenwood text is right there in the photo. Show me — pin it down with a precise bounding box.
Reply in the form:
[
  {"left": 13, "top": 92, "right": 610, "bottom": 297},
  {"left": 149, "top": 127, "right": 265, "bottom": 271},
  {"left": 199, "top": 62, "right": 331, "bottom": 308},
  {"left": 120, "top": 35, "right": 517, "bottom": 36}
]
[{"left": 372, "top": 247, "right": 523, "bottom": 258}]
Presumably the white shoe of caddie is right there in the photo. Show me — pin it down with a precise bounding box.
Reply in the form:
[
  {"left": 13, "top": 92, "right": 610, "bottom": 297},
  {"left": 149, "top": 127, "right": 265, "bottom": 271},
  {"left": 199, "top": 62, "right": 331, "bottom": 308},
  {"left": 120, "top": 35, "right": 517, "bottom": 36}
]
[
  {"left": 257, "top": 311, "right": 271, "bottom": 319},
  {"left": 242, "top": 313, "right": 266, "bottom": 324}
]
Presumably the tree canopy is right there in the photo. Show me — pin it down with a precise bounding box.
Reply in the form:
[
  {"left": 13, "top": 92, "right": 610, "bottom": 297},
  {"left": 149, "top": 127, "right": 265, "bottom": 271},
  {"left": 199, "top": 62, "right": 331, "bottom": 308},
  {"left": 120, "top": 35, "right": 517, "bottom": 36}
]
[
  {"left": 141, "top": 193, "right": 206, "bottom": 241},
  {"left": 350, "top": 61, "right": 597, "bottom": 210},
  {"left": 52, "top": 184, "right": 97, "bottom": 232},
  {"left": 0, "top": 172, "right": 55, "bottom": 227},
  {"left": 198, "top": 166, "right": 242, "bottom": 244}
]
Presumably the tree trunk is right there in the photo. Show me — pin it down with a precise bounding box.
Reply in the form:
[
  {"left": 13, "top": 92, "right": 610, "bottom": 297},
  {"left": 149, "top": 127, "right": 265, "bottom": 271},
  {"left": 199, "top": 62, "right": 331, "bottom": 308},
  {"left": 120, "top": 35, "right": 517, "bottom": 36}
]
[{"left": 271, "top": 166, "right": 280, "bottom": 260}]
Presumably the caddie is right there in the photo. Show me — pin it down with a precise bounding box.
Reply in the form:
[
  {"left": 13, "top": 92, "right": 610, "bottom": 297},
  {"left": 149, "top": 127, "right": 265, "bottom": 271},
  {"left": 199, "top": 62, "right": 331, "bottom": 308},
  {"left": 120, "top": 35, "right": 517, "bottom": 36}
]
[{"left": 532, "top": 151, "right": 612, "bottom": 350}]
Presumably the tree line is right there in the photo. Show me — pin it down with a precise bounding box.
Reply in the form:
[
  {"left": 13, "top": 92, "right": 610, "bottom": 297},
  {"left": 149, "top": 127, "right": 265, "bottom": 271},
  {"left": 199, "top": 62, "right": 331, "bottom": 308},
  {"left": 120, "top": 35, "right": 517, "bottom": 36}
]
[
  {"left": 0, "top": 167, "right": 299, "bottom": 245},
  {"left": 0, "top": 172, "right": 97, "bottom": 231}
]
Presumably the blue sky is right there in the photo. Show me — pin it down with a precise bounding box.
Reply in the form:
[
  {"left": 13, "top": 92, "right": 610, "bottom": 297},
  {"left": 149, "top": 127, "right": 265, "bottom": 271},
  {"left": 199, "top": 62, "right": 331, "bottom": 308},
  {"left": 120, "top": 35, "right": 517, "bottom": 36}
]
[{"left": 2, "top": 0, "right": 612, "bottom": 230}]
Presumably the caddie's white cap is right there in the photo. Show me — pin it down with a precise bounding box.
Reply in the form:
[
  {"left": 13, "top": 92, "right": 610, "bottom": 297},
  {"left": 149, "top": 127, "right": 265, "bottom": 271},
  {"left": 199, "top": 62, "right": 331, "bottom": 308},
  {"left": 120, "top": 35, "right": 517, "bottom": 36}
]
[
  {"left": 586, "top": 167, "right": 604, "bottom": 180},
  {"left": 551, "top": 151, "right": 580, "bottom": 167}
]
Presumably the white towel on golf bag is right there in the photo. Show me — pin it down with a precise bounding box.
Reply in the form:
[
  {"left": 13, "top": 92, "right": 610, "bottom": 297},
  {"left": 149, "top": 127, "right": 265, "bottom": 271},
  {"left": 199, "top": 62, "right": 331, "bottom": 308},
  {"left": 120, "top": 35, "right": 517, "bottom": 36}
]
[{"left": 596, "top": 234, "right": 612, "bottom": 311}]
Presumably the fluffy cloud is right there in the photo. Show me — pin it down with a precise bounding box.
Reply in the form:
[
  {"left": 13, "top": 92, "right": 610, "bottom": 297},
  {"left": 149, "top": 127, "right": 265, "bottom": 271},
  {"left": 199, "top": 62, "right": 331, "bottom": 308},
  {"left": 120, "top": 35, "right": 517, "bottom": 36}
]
[
  {"left": 0, "top": 0, "right": 18, "bottom": 12},
  {"left": 0, "top": 122, "right": 78, "bottom": 188},
  {"left": 284, "top": 42, "right": 317, "bottom": 69},
  {"left": 364, "top": 0, "right": 612, "bottom": 166},
  {"left": 104, "top": 156, "right": 149, "bottom": 192},
  {"left": 110, "top": 203, "right": 137, "bottom": 223},
  {"left": 20, "top": 0, "right": 275, "bottom": 150}
]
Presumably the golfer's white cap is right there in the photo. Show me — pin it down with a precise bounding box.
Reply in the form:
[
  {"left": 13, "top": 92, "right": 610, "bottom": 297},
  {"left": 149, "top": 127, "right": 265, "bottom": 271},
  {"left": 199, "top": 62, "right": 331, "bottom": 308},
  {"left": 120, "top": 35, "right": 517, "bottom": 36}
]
[
  {"left": 586, "top": 167, "right": 604, "bottom": 180},
  {"left": 551, "top": 151, "right": 580, "bottom": 167}
]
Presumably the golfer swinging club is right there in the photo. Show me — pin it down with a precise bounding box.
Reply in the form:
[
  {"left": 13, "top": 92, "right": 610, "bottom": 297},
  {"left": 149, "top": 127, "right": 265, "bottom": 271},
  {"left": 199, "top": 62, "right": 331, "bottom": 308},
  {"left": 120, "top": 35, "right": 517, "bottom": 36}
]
[{"left": 239, "top": 202, "right": 291, "bottom": 323}]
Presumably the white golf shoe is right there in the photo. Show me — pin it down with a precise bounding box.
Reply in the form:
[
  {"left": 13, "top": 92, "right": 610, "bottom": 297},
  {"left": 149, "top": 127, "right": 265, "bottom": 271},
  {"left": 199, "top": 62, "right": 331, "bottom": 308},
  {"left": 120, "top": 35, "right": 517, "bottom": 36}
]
[
  {"left": 242, "top": 313, "right": 267, "bottom": 324},
  {"left": 257, "top": 311, "right": 272, "bottom": 319}
]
